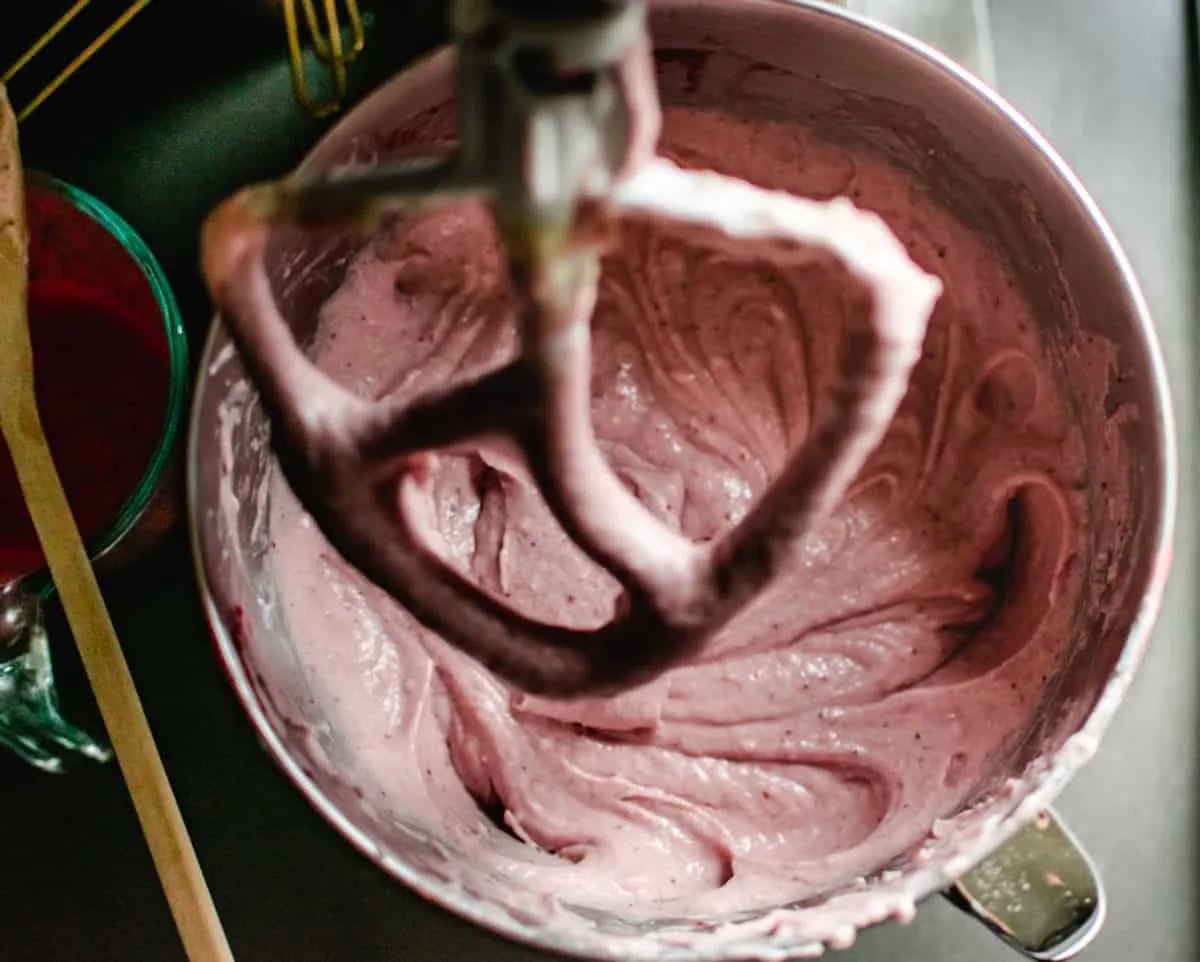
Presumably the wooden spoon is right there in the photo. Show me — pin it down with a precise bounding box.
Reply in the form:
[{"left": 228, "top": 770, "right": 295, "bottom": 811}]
[{"left": 0, "top": 85, "right": 234, "bottom": 962}]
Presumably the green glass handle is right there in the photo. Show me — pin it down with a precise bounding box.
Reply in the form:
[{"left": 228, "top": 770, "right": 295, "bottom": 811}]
[{"left": 0, "top": 580, "right": 111, "bottom": 773}]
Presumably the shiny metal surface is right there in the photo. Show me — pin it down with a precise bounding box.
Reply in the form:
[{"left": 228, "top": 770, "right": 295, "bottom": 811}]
[
  {"left": 948, "top": 808, "right": 1104, "bottom": 961},
  {"left": 187, "top": 1, "right": 1176, "bottom": 959}
]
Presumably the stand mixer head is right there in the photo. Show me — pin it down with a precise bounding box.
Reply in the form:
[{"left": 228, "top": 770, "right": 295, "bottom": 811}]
[{"left": 199, "top": 0, "right": 941, "bottom": 696}]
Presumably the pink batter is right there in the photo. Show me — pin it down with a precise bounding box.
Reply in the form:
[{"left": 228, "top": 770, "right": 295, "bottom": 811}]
[{"left": 269, "top": 107, "right": 1085, "bottom": 918}]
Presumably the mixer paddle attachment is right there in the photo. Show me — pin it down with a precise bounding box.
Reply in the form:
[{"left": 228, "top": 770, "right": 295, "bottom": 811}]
[{"left": 200, "top": 0, "right": 942, "bottom": 696}]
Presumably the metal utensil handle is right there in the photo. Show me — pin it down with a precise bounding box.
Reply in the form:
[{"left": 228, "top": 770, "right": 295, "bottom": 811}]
[
  {"left": 945, "top": 808, "right": 1105, "bottom": 961},
  {"left": 281, "top": 0, "right": 366, "bottom": 118},
  {"left": 1, "top": 0, "right": 156, "bottom": 122}
]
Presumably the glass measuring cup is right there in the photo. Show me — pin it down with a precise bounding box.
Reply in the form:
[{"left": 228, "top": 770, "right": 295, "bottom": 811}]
[{"left": 0, "top": 172, "right": 188, "bottom": 773}]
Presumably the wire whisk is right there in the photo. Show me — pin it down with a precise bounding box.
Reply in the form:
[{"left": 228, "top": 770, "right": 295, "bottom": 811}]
[
  {"left": 1, "top": 0, "right": 155, "bottom": 123},
  {"left": 3, "top": 0, "right": 367, "bottom": 124},
  {"left": 282, "top": 0, "right": 366, "bottom": 118}
]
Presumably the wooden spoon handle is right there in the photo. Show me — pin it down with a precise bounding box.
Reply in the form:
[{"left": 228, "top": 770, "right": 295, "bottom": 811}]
[
  {"left": 6, "top": 433, "right": 235, "bottom": 962},
  {"left": 0, "top": 83, "right": 233, "bottom": 962}
]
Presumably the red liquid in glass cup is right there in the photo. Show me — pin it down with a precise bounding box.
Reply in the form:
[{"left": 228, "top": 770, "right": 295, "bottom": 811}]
[{"left": 0, "top": 181, "right": 170, "bottom": 585}]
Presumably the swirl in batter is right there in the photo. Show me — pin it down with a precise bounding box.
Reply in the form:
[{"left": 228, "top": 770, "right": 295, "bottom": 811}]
[{"left": 270, "top": 108, "right": 1084, "bottom": 916}]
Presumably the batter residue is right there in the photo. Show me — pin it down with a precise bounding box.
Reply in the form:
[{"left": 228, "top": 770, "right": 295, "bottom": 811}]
[{"left": 269, "top": 108, "right": 1084, "bottom": 916}]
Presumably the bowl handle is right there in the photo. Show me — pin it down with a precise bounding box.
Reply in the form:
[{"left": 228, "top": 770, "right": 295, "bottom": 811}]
[
  {"left": 943, "top": 808, "right": 1105, "bottom": 960},
  {"left": 0, "top": 581, "right": 111, "bottom": 773}
]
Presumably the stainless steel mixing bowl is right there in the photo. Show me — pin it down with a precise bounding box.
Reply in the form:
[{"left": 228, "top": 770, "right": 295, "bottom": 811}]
[{"left": 187, "top": 1, "right": 1176, "bottom": 958}]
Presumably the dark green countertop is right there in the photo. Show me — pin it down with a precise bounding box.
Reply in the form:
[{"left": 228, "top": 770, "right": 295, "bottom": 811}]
[{"left": 1, "top": 2, "right": 1196, "bottom": 961}]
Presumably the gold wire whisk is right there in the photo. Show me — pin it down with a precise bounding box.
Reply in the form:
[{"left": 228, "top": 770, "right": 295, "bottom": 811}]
[
  {"left": 282, "top": 0, "right": 366, "bottom": 119},
  {"left": 1, "top": 0, "right": 154, "bottom": 123}
]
